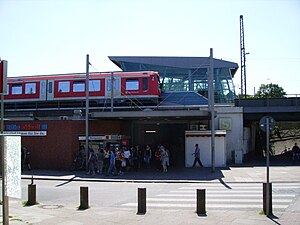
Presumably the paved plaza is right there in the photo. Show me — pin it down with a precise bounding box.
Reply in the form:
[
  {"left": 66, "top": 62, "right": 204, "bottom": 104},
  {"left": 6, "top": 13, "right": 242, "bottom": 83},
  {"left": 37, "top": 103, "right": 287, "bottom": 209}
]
[{"left": 2, "top": 162, "right": 300, "bottom": 224}]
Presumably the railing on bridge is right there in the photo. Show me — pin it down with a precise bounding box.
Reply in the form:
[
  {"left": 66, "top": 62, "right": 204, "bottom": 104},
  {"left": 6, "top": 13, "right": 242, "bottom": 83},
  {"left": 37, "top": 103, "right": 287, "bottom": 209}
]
[{"left": 234, "top": 95, "right": 300, "bottom": 108}]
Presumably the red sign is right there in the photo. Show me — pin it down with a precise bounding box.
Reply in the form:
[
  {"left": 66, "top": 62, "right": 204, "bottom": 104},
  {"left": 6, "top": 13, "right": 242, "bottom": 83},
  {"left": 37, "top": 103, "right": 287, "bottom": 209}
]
[{"left": 0, "top": 60, "right": 7, "bottom": 94}]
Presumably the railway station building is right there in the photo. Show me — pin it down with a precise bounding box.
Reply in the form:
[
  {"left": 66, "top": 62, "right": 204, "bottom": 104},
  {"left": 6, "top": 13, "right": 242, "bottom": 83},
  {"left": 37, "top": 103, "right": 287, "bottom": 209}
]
[{"left": 4, "top": 56, "right": 246, "bottom": 170}]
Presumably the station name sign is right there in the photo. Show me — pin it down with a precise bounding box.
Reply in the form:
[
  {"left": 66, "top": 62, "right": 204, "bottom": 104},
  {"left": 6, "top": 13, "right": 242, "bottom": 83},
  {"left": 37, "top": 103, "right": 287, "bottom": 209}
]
[
  {"left": 4, "top": 123, "right": 47, "bottom": 136},
  {"left": 5, "top": 124, "right": 47, "bottom": 131}
]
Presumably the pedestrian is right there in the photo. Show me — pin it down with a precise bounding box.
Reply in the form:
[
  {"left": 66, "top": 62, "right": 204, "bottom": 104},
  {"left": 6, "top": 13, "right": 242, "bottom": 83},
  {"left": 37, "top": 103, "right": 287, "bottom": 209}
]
[
  {"left": 144, "top": 145, "right": 152, "bottom": 168},
  {"left": 87, "top": 149, "right": 97, "bottom": 175},
  {"left": 103, "top": 147, "right": 110, "bottom": 173},
  {"left": 160, "top": 146, "right": 169, "bottom": 172},
  {"left": 131, "top": 146, "right": 139, "bottom": 171},
  {"left": 155, "top": 147, "right": 162, "bottom": 171},
  {"left": 124, "top": 147, "right": 131, "bottom": 171},
  {"left": 106, "top": 149, "right": 117, "bottom": 176},
  {"left": 292, "top": 143, "right": 300, "bottom": 161},
  {"left": 97, "top": 148, "right": 105, "bottom": 174},
  {"left": 23, "top": 146, "right": 32, "bottom": 170},
  {"left": 192, "top": 144, "right": 203, "bottom": 167}
]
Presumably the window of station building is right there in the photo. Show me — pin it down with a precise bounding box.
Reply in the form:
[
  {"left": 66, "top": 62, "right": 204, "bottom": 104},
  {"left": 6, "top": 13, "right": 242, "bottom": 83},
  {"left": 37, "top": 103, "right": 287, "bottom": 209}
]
[
  {"left": 89, "top": 80, "right": 101, "bottom": 92},
  {"left": 73, "top": 81, "right": 85, "bottom": 92},
  {"left": 11, "top": 84, "right": 22, "bottom": 95},
  {"left": 58, "top": 81, "right": 70, "bottom": 93},
  {"left": 25, "top": 83, "right": 36, "bottom": 94},
  {"left": 142, "top": 78, "right": 148, "bottom": 90},
  {"left": 126, "top": 79, "right": 139, "bottom": 91}
]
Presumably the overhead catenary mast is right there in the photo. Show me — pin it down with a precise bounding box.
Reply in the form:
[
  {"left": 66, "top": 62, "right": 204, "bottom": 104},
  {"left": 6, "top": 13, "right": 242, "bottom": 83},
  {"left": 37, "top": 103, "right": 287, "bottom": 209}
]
[{"left": 240, "top": 15, "right": 247, "bottom": 98}]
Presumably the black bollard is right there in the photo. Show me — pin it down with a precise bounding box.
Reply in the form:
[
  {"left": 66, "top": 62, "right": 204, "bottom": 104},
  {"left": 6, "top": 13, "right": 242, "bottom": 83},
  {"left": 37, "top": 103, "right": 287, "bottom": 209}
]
[
  {"left": 28, "top": 184, "right": 36, "bottom": 205},
  {"left": 196, "top": 189, "right": 206, "bottom": 215},
  {"left": 137, "top": 188, "right": 146, "bottom": 214},
  {"left": 79, "top": 186, "right": 89, "bottom": 210},
  {"left": 263, "top": 183, "right": 272, "bottom": 216}
]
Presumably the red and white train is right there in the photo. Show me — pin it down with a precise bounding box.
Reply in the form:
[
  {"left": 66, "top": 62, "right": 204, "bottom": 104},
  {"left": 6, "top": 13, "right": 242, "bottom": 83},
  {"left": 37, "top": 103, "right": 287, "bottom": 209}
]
[{"left": 4, "top": 71, "right": 160, "bottom": 107}]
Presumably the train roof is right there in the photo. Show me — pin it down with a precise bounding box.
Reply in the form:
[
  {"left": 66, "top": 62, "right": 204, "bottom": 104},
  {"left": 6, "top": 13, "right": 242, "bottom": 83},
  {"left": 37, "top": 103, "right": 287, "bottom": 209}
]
[{"left": 7, "top": 71, "right": 159, "bottom": 82}]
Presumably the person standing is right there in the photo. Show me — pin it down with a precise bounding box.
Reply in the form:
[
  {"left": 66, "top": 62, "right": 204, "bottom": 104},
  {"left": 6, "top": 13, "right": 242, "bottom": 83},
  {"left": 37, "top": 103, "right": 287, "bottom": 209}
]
[
  {"left": 106, "top": 149, "right": 117, "bottom": 176},
  {"left": 97, "top": 148, "right": 105, "bottom": 174},
  {"left": 23, "top": 146, "right": 32, "bottom": 170},
  {"left": 160, "top": 146, "right": 169, "bottom": 172},
  {"left": 292, "top": 143, "right": 300, "bottom": 161},
  {"left": 192, "top": 144, "right": 203, "bottom": 167},
  {"left": 144, "top": 145, "right": 152, "bottom": 169}
]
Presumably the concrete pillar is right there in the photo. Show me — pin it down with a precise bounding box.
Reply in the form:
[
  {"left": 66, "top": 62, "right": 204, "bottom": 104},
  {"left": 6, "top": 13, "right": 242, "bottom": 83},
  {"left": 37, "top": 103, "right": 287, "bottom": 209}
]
[
  {"left": 137, "top": 188, "right": 146, "bottom": 214},
  {"left": 28, "top": 184, "right": 36, "bottom": 205},
  {"left": 196, "top": 189, "right": 206, "bottom": 215},
  {"left": 79, "top": 186, "right": 89, "bottom": 210}
]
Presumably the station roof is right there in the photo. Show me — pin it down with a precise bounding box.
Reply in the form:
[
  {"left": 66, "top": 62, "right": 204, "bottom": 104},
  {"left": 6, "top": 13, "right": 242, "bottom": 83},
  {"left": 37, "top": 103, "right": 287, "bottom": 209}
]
[{"left": 109, "top": 56, "right": 239, "bottom": 77}]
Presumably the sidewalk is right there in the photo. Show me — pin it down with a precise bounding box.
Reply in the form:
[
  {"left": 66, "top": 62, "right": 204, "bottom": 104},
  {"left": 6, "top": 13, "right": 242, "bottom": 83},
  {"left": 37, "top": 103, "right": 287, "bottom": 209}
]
[{"left": 4, "top": 163, "right": 300, "bottom": 224}]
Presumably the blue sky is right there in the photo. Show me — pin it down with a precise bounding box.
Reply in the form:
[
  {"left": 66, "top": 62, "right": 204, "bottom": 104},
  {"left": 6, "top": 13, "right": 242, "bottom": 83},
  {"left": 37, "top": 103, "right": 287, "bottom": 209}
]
[{"left": 1, "top": 0, "right": 300, "bottom": 95}]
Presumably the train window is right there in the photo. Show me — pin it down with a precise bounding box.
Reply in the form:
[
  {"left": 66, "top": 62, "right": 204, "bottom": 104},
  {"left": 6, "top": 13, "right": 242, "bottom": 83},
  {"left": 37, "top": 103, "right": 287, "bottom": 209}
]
[
  {"left": 12, "top": 84, "right": 22, "bottom": 95},
  {"left": 25, "top": 83, "right": 36, "bottom": 94},
  {"left": 48, "top": 82, "right": 53, "bottom": 94},
  {"left": 142, "top": 78, "right": 148, "bottom": 90},
  {"left": 58, "top": 81, "right": 70, "bottom": 93},
  {"left": 107, "top": 79, "right": 119, "bottom": 91},
  {"left": 89, "top": 80, "right": 100, "bottom": 92},
  {"left": 73, "top": 81, "right": 85, "bottom": 92},
  {"left": 126, "top": 79, "right": 139, "bottom": 91}
]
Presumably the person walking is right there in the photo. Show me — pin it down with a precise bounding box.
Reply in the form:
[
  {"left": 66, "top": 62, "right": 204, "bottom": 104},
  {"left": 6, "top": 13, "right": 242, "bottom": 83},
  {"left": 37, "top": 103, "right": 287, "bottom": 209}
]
[{"left": 192, "top": 144, "right": 203, "bottom": 167}]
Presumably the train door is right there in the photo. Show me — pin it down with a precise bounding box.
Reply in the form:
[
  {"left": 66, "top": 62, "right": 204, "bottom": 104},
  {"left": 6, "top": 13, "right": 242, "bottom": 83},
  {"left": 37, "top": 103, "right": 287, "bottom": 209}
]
[
  {"left": 47, "top": 80, "right": 54, "bottom": 100},
  {"left": 105, "top": 77, "right": 121, "bottom": 98}
]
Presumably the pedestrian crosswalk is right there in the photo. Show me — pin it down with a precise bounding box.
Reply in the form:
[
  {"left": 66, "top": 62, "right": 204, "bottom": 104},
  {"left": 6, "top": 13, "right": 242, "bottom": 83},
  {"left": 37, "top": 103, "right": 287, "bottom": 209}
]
[{"left": 121, "top": 182, "right": 300, "bottom": 211}]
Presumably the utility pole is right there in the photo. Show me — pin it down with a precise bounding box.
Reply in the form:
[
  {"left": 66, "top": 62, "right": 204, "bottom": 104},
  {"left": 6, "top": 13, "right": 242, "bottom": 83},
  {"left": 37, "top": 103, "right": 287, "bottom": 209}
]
[
  {"left": 240, "top": 15, "right": 247, "bottom": 98},
  {"left": 1, "top": 59, "right": 9, "bottom": 225},
  {"left": 208, "top": 48, "right": 215, "bottom": 173},
  {"left": 85, "top": 54, "right": 89, "bottom": 170}
]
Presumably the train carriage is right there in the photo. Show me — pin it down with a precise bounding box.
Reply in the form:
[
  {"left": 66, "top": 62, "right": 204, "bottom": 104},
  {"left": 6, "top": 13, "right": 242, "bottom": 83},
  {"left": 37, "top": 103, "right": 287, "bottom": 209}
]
[{"left": 4, "top": 71, "right": 160, "bottom": 108}]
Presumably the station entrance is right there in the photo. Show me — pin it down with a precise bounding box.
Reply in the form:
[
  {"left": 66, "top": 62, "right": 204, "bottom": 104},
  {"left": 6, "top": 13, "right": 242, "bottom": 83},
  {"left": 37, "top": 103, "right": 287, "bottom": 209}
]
[{"left": 132, "top": 122, "right": 187, "bottom": 167}]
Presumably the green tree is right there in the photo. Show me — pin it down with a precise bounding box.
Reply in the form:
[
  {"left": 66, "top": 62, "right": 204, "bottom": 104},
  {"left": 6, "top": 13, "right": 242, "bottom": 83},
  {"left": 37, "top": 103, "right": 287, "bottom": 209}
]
[{"left": 255, "top": 83, "right": 286, "bottom": 98}]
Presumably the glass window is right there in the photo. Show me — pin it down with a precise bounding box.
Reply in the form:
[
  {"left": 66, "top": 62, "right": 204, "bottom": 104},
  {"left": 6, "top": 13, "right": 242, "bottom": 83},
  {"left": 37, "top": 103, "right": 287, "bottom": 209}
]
[
  {"left": 142, "top": 78, "right": 148, "bottom": 90},
  {"left": 48, "top": 82, "right": 53, "bottom": 94},
  {"left": 58, "top": 81, "right": 70, "bottom": 93},
  {"left": 126, "top": 79, "right": 139, "bottom": 91},
  {"left": 107, "top": 79, "right": 111, "bottom": 91},
  {"left": 107, "top": 79, "right": 119, "bottom": 91},
  {"left": 73, "top": 81, "right": 85, "bottom": 92},
  {"left": 12, "top": 84, "right": 22, "bottom": 95},
  {"left": 89, "top": 80, "right": 100, "bottom": 92},
  {"left": 25, "top": 83, "right": 36, "bottom": 94}
]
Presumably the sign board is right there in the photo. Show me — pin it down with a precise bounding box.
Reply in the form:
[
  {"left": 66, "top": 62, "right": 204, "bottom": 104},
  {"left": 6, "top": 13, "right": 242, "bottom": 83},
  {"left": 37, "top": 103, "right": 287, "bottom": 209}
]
[
  {"left": 259, "top": 116, "right": 275, "bottom": 132},
  {"left": 219, "top": 118, "right": 232, "bottom": 130},
  {"left": 0, "top": 60, "right": 7, "bottom": 94}
]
